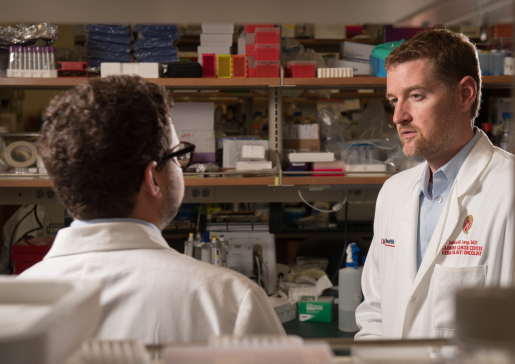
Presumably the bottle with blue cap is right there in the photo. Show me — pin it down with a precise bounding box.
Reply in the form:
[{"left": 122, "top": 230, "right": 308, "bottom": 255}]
[
  {"left": 338, "top": 243, "right": 363, "bottom": 332},
  {"left": 200, "top": 231, "right": 211, "bottom": 263}
]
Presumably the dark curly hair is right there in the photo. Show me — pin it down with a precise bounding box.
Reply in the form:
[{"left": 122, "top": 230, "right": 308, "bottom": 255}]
[
  {"left": 385, "top": 28, "right": 482, "bottom": 121},
  {"left": 39, "top": 75, "right": 172, "bottom": 220}
]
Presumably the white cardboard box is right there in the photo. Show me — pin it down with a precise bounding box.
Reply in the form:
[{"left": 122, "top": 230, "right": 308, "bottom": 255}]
[
  {"left": 177, "top": 130, "right": 215, "bottom": 153},
  {"left": 340, "top": 41, "right": 375, "bottom": 61},
  {"left": 283, "top": 124, "right": 319, "bottom": 140},
  {"left": 202, "top": 23, "right": 234, "bottom": 34},
  {"left": 314, "top": 24, "right": 346, "bottom": 39},
  {"left": 171, "top": 102, "right": 214, "bottom": 131},
  {"left": 327, "top": 58, "right": 369, "bottom": 75},
  {"left": 200, "top": 34, "right": 233, "bottom": 45}
]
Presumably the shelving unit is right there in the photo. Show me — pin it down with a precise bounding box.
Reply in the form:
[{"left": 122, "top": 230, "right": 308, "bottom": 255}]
[{"left": 0, "top": 75, "right": 512, "bottom": 203}]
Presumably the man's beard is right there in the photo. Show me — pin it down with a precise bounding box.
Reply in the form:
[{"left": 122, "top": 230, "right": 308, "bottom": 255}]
[
  {"left": 161, "top": 174, "right": 184, "bottom": 227},
  {"left": 399, "top": 105, "right": 458, "bottom": 160}
]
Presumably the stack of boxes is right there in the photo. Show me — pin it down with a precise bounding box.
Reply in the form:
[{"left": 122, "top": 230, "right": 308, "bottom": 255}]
[
  {"left": 85, "top": 24, "right": 132, "bottom": 68},
  {"left": 244, "top": 24, "right": 279, "bottom": 78},
  {"left": 328, "top": 41, "right": 375, "bottom": 75},
  {"left": 198, "top": 23, "right": 234, "bottom": 70},
  {"left": 132, "top": 24, "right": 180, "bottom": 64}
]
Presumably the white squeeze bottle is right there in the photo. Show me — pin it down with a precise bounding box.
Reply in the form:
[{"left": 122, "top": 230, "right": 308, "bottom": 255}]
[
  {"left": 339, "top": 243, "right": 363, "bottom": 332},
  {"left": 219, "top": 235, "right": 228, "bottom": 268},
  {"left": 184, "top": 232, "right": 194, "bottom": 256},
  {"left": 210, "top": 234, "right": 222, "bottom": 266}
]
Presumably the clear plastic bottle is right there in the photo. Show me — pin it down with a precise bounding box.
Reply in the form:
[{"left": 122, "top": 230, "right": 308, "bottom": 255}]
[
  {"left": 28, "top": 47, "right": 34, "bottom": 70},
  {"left": 219, "top": 235, "right": 228, "bottom": 268},
  {"left": 210, "top": 234, "right": 222, "bottom": 266},
  {"left": 49, "top": 47, "right": 56, "bottom": 70},
  {"left": 184, "top": 232, "right": 194, "bottom": 256},
  {"left": 339, "top": 243, "right": 363, "bottom": 332},
  {"left": 8, "top": 46, "right": 15, "bottom": 70},
  {"left": 19, "top": 47, "right": 26, "bottom": 70},
  {"left": 499, "top": 112, "right": 513, "bottom": 153},
  {"left": 34, "top": 46, "right": 41, "bottom": 70},
  {"left": 200, "top": 232, "right": 211, "bottom": 263},
  {"left": 42, "top": 47, "right": 50, "bottom": 70}
]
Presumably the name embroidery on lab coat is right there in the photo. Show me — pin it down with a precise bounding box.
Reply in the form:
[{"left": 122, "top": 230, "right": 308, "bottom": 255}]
[
  {"left": 442, "top": 239, "right": 483, "bottom": 256},
  {"left": 381, "top": 238, "right": 395, "bottom": 247}
]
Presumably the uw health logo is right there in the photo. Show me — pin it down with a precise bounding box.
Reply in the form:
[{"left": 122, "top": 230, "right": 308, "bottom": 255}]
[{"left": 381, "top": 238, "right": 395, "bottom": 247}]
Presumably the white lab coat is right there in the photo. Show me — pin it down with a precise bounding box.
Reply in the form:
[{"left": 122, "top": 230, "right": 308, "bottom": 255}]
[
  {"left": 19, "top": 222, "right": 285, "bottom": 343},
  {"left": 355, "top": 131, "right": 515, "bottom": 339}
]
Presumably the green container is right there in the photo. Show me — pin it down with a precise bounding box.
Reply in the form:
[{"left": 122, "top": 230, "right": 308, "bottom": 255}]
[{"left": 298, "top": 296, "right": 334, "bottom": 322}]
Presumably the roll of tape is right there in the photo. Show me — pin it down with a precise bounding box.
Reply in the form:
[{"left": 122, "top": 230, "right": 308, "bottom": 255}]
[{"left": 4, "top": 141, "right": 38, "bottom": 168}]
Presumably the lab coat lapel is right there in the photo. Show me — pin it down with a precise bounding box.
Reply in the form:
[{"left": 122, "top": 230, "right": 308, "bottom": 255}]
[
  {"left": 398, "top": 166, "right": 424, "bottom": 283},
  {"left": 414, "top": 132, "right": 493, "bottom": 286}
]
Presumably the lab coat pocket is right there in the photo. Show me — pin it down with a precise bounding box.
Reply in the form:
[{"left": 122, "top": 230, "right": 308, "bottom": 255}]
[{"left": 432, "top": 264, "right": 486, "bottom": 330}]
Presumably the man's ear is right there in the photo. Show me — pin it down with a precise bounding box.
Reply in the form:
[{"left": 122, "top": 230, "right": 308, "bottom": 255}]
[
  {"left": 458, "top": 76, "right": 477, "bottom": 113},
  {"left": 141, "top": 161, "right": 162, "bottom": 199}
]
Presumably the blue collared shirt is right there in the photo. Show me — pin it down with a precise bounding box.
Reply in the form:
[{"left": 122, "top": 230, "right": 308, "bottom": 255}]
[
  {"left": 416, "top": 129, "right": 481, "bottom": 270},
  {"left": 70, "top": 218, "right": 160, "bottom": 233}
]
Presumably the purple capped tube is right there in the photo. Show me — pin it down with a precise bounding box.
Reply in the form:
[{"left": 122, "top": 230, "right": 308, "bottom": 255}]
[{"left": 49, "top": 47, "right": 56, "bottom": 70}]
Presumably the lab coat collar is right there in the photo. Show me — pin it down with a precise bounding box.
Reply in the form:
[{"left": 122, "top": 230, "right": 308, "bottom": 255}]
[{"left": 45, "top": 222, "right": 170, "bottom": 259}]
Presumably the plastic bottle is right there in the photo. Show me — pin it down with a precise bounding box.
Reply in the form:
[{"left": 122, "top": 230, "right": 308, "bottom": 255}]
[
  {"left": 481, "top": 123, "right": 497, "bottom": 146},
  {"left": 219, "top": 235, "right": 228, "bottom": 268},
  {"left": 184, "top": 232, "right": 194, "bottom": 256},
  {"left": 499, "top": 112, "right": 512, "bottom": 153},
  {"left": 339, "top": 243, "right": 363, "bottom": 332},
  {"left": 210, "top": 234, "right": 222, "bottom": 266},
  {"left": 201, "top": 232, "right": 211, "bottom": 263},
  {"left": 8, "top": 46, "right": 15, "bottom": 70},
  {"left": 49, "top": 47, "right": 56, "bottom": 70}
]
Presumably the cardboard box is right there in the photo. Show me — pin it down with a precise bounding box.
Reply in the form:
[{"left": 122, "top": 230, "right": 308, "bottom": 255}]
[
  {"left": 340, "top": 42, "right": 374, "bottom": 61},
  {"left": 171, "top": 103, "right": 214, "bottom": 131},
  {"left": 283, "top": 139, "right": 320, "bottom": 152},
  {"left": 283, "top": 124, "right": 319, "bottom": 140},
  {"left": 314, "top": 24, "right": 346, "bottom": 39},
  {"left": 299, "top": 296, "right": 334, "bottom": 322}
]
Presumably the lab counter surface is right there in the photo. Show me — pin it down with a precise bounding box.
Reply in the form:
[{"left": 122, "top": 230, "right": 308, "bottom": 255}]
[{"left": 283, "top": 315, "right": 356, "bottom": 339}]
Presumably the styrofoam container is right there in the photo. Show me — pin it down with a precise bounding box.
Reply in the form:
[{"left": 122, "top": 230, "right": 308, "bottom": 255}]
[{"left": 0, "top": 277, "right": 102, "bottom": 364}]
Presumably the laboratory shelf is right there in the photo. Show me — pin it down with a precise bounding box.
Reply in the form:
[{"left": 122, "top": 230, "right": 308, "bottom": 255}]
[
  {"left": 0, "top": 179, "right": 52, "bottom": 187},
  {"left": 0, "top": 77, "right": 281, "bottom": 90},
  {"left": 0, "top": 176, "right": 389, "bottom": 188},
  {"left": 0, "top": 75, "right": 510, "bottom": 90},
  {"left": 283, "top": 75, "right": 514, "bottom": 89},
  {"left": 283, "top": 176, "right": 390, "bottom": 185},
  {"left": 184, "top": 177, "right": 276, "bottom": 186}
]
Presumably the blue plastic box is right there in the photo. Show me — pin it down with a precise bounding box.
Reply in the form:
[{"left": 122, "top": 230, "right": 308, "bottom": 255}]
[{"left": 369, "top": 55, "right": 387, "bottom": 77}]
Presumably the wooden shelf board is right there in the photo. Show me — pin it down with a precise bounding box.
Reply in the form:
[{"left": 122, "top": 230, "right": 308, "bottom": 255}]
[
  {"left": 283, "top": 176, "right": 390, "bottom": 185},
  {"left": 0, "top": 77, "right": 280, "bottom": 89},
  {"left": 0, "top": 179, "right": 53, "bottom": 187},
  {"left": 0, "top": 176, "right": 390, "bottom": 188},
  {"left": 0, "top": 75, "right": 511, "bottom": 90},
  {"left": 184, "top": 177, "right": 275, "bottom": 186}
]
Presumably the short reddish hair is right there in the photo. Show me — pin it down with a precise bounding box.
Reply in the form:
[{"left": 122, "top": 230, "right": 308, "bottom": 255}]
[{"left": 386, "top": 28, "right": 482, "bottom": 120}]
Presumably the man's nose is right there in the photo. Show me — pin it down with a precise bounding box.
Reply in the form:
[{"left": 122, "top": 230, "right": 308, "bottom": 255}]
[{"left": 392, "top": 101, "right": 411, "bottom": 125}]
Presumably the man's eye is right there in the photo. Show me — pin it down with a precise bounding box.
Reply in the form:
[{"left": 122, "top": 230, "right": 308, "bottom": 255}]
[
  {"left": 389, "top": 98, "right": 397, "bottom": 106},
  {"left": 411, "top": 94, "right": 422, "bottom": 100}
]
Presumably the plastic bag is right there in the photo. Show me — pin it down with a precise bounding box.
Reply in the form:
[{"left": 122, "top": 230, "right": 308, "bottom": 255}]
[
  {"left": 1, "top": 204, "right": 49, "bottom": 274},
  {"left": 87, "top": 32, "right": 132, "bottom": 45},
  {"left": 0, "top": 23, "right": 59, "bottom": 46},
  {"left": 87, "top": 39, "right": 131, "bottom": 53},
  {"left": 357, "top": 98, "right": 390, "bottom": 140},
  {"left": 133, "top": 24, "right": 178, "bottom": 32},
  {"left": 132, "top": 39, "right": 176, "bottom": 50},
  {"left": 85, "top": 24, "right": 130, "bottom": 35},
  {"left": 317, "top": 106, "right": 345, "bottom": 159},
  {"left": 133, "top": 47, "right": 178, "bottom": 58}
]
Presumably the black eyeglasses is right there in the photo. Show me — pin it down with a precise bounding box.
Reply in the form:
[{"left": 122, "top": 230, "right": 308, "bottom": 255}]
[{"left": 159, "top": 142, "right": 195, "bottom": 171}]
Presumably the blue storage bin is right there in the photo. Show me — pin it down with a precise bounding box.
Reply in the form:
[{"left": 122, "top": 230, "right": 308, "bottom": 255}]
[{"left": 370, "top": 55, "right": 387, "bottom": 77}]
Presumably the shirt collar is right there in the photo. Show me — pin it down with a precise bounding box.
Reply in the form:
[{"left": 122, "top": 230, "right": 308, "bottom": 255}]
[
  {"left": 71, "top": 218, "right": 160, "bottom": 233},
  {"left": 420, "top": 127, "right": 482, "bottom": 196}
]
